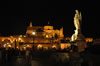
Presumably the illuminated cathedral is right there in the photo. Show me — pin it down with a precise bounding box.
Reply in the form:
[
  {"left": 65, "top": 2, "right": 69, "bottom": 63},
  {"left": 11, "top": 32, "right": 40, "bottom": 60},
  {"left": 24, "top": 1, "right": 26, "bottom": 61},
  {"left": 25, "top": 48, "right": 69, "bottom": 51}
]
[
  {"left": 26, "top": 21, "right": 64, "bottom": 38},
  {"left": 0, "top": 21, "right": 93, "bottom": 51},
  {"left": 0, "top": 21, "right": 66, "bottom": 50}
]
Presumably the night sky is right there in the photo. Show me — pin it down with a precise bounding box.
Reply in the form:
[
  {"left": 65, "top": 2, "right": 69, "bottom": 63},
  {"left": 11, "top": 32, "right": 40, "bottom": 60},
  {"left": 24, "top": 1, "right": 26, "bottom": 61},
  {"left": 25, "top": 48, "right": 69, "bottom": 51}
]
[{"left": 0, "top": 0, "right": 100, "bottom": 38}]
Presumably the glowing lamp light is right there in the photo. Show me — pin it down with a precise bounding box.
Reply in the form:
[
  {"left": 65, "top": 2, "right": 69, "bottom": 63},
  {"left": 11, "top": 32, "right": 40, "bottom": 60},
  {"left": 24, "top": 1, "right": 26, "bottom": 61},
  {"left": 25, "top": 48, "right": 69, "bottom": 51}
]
[
  {"left": 27, "top": 45, "right": 30, "bottom": 47},
  {"left": 8, "top": 45, "right": 11, "bottom": 48},
  {"left": 32, "top": 32, "right": 36, "bottom": 35},
  {"left": 24, "top": 35, "right": 26, "bottom": 37},
  {"left": 24, "top": 46, "right": 26, "bottom": 50},
  {"left": 18, "top": 37, "right": 21, "bottom": 40},
  {"left": 7, "top": 42, "right": 9, "bottom": 44},
  {"left": 2, "top": 40, "right": 4, "bottom": 42},
  {"left": 4, "top": 44, "right": 6, "bottom": 47},
  {"left": 10, "top": 36, "right": 13, "bottom": 38},
  {"left": 46, "top": 35, "right": 49, "bottom": 38},
  {"left": 52, "top": 45, "right": 56, "bottom": 48},
  {"left": 17, "top": 46, "right": 19, "bottom": 49},
  {"left": 11, "top": 41, "right": 13, "bottom": 43},
  {"left": 37, "top": 44, "right": 42, "bottom": 48}
]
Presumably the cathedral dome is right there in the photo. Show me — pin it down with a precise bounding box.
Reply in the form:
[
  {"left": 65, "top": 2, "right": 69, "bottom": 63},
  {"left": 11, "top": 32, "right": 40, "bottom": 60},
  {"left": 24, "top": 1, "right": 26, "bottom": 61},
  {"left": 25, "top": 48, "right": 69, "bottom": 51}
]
[{"left": 44, "top": 21, "right": 53, "bottom": 30}]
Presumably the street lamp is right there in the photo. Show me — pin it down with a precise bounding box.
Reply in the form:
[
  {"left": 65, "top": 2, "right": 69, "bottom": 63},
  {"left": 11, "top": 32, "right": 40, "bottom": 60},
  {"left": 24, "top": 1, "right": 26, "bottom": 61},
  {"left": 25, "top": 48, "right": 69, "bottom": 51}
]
[
  {"left": 32, "top": 32, "right": 36, "bottom": 48},
  {"left": 18, "top": 37, "right": 21, "bottom": 41},
  {"left": 17, "top": 37, "right": 21, "bottom": 50},
  {"left": 32, "top": 32, "right": 36, "bottom": 35}
]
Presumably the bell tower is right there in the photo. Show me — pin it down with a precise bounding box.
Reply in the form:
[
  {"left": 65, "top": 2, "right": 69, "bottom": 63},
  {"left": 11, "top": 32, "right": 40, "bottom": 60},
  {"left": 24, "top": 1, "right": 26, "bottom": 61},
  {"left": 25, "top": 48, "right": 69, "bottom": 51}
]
[
  {"left": 60, "top": 27, "right": 64, "bottom": 38},
  {"left": 29, "top": 21, "right": 33, "bottom": 27}
]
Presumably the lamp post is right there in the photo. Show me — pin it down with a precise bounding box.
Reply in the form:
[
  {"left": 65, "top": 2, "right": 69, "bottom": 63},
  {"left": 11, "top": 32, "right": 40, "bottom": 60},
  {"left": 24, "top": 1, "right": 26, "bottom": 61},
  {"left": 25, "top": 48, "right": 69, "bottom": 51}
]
[
  {"left": 32, "top": 32, "right": 36, "bottom": 48},
  {"left": 15, "top": 40, "right": 17, "bottom": 49},
  {"left": 17, "top": 37, "right": 21, "bottom": 50}
]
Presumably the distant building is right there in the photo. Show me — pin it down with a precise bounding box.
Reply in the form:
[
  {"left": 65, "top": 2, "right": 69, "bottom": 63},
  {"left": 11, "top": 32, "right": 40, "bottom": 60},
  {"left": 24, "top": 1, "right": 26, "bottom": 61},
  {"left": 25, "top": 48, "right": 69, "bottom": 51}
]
[
  {"left": 0, "top": 21, "right": 93, "bottom": 51},
  {"left": 93, "top": 39, "right": 100, "bottom": 45},
  {"left": 85, "top": 38, "right": 93, "bottom": 43},
  {"left": 0, "top": 21, "right": 65, "bottom": 50},
  {"left": 26, "top": 21, "right": 64, "bottom": 38}
]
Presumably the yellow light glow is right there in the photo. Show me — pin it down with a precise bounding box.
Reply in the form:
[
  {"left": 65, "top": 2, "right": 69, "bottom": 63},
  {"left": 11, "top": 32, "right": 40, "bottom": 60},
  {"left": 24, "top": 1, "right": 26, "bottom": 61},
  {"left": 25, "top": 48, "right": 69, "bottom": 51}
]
[
  {"left": 8, "top": 45, "right": 11, "bottom": 48},
  {"left": 19, "top": 35, "right": 22, "bottom": 37},
  {"left": 46, "top": 35, "right": 49, "bottom": 38},
  {"left": 52, "top": 45, "right": 56, "bottom": 48},
  {"left": 32, "top": 32, "right": 36, "bottom": 35},
  {"left": 37, "top": 44, "right": 42, "bottom": 48},
  {"left": 24, "top": 46, "right": 26, "bottom": 50},
  {"left": 61, "top": 43, "right": 71, "bottom": 50},
  {"left": 3, "top": 44, "right": 6, "bottom": 47},
  {"left": 7, "top": 42, "right": 9, "bottom": 44},
  {"left": 24, "top": 35, "right": 26, "bottom": 37},
  {"left": 17, "top": 46, "right": 19, "bottom": 49},
  {"left": 18, "top": 37, "right": 21, "bottom": 40},
  {"left": 11, "top": 41, "right": 13, "bottom": 43},
  {"left": 27, "top": 45, "right": 30, "bottom": 47},
  {"left": 2, "top": 40, "right": 4, "bottom": 42},
  {"left": 10, "top": 36, "right": 13, "bottom": 38}
]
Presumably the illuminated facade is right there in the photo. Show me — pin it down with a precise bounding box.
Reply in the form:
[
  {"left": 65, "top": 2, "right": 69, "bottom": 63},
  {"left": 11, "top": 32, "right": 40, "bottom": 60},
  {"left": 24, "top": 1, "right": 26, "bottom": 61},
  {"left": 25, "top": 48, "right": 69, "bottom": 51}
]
[
  {"left": 0, "top": 21, "right": 93, "bottom": 51},
  {"left": 26, "top": 21, "right": 64, "bottom": 38},
  {"left": 0, "top": 21, "right": 65, "bottom": 50}
]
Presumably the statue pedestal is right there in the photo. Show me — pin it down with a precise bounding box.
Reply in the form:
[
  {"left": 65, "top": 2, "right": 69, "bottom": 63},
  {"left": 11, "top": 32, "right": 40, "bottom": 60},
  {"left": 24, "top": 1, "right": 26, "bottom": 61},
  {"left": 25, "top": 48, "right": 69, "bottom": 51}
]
[
  {"left": 71, "top": 30, "right": 86, "bottom": 52},
  {"left": 75, "top": 40, "right": 86, "bottom": 52},
  {"left": 77, "top": 33, "right": 85, "bottom": 40}
]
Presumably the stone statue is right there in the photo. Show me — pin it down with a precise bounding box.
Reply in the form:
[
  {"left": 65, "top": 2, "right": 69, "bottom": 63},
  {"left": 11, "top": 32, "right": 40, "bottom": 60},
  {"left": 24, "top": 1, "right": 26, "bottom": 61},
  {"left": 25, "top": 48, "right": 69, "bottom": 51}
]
[
  {"left": 74, "top": 10, "right": 82, "bottom": 30},
  {"left": 71, "top": 10, "right": 83, "bottom": 41},
  {"left": 71, "top": 10, "right": 86, "bottom": 52}
]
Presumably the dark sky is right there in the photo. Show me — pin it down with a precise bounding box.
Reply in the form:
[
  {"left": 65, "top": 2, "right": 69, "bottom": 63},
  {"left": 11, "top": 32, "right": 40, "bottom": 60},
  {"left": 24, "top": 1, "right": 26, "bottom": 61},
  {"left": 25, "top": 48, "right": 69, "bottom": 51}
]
[{"left": 0, "top": 0, "right": 100, "bottom": 38}]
